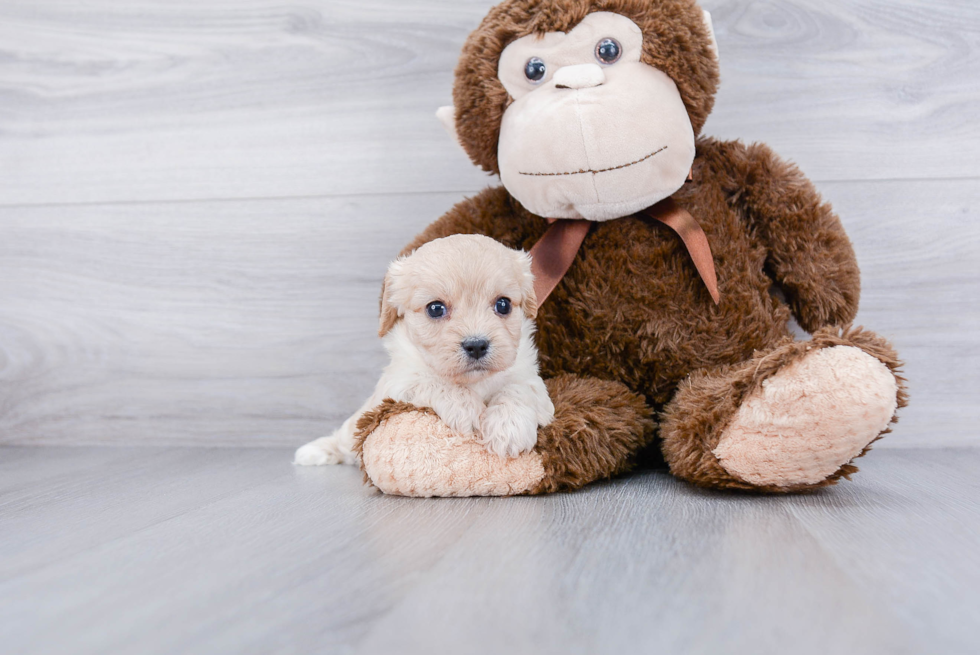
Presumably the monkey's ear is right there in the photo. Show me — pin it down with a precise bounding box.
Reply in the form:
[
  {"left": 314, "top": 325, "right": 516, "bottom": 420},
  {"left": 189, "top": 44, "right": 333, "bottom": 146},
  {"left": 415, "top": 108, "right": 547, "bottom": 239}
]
[
  {"left": 518, "top": 252, "right": 538, "bottom": 320},
  {"left": 378, "top": 261, "right": 404, "bottom": 337},
  {"left": 436, "top": 105, "right": 465, "bottom": 151},
  {"left": 702, "top": 10, "right": 719, "bottom": 58}
]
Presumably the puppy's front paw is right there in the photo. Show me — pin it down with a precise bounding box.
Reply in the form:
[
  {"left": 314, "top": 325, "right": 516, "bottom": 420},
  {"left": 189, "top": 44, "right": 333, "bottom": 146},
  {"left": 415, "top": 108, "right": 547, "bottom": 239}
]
[
  {"left": 433, "top": 394, "right": 486, "bottom": 436},
  {"left": 478, "top": 404, "right": 539, "bottom": 459},
  {"left": 294, "top": 436, "right": 347, "bottom": 466}
]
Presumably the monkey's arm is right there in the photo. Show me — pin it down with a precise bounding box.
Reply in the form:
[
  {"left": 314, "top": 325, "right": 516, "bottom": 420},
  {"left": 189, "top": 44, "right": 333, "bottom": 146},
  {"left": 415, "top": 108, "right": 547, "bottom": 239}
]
[
  {"left": 718, "top": 139, "right": 860, "bottom": 332},
  {"left": 401, "top": 186, "right": 544, "bottom": 257}
]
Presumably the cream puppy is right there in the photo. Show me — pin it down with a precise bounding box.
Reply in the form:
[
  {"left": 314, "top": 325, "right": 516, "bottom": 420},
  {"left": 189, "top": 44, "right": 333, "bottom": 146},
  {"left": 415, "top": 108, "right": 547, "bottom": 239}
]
[{"left": 295, "top": 234, "right": 555, "bottom": 466}]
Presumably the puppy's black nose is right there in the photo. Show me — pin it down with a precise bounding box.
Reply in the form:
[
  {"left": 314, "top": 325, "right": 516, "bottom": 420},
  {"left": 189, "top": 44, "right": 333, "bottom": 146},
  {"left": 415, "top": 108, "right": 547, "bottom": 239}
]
[{"left": 461, "top": 337, "right": 490, "bottom": 360}]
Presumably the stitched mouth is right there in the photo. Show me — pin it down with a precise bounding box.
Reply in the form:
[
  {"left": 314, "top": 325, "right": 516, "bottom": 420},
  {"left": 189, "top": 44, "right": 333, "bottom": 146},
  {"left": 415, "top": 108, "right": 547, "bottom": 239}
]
[{"left": 518, "top": 145, "right": 667, "bottom": 177}]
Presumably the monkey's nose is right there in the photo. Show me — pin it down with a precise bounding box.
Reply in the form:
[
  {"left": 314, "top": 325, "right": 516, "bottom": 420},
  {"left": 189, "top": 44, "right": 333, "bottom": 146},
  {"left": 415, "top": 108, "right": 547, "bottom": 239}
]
[
  {"left": 553, "top": 63, "right": 606, "bottom": 89},
  {"left": 461, "top": 337, "right": 490, "bottom": 360}
]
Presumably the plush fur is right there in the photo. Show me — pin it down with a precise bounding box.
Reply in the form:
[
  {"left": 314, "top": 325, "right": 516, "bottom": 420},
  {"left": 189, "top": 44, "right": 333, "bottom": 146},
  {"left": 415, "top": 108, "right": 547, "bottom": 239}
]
[
  {"left": 353, "top": 401, "right": 547, "bottom": 497},
  {"left": 660, "top": 326, "right": 908, "bottom": 493},
  {"left": 355, "top": 0, "right": 906, "bottom": 493},
  {"left": 494, "top": 12, "right": 700, "bottom": 219},
  {"left": 394, "top": 138, "right": 903, "bottom": 492},
  {"left": 403, "top": 138, "right": 862, "bottom": 406},
  {"left": 453, "top": 0, "right": 719, "bottom": 174},
  {"left": 530, "top": 374, "right": 655, "bottom": 493},
  {"left": 354, "top": 375, "right": 653, "bottom": 495}
]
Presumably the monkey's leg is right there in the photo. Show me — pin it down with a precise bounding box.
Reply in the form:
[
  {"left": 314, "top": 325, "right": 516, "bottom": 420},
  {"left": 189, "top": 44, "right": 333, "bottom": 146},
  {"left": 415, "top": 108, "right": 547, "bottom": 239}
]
[
  {"left": 660, "top": 327, "right": 907, "bottom": 493},
  {"left": 530, "top": 374, "right": 655, "bottom": 494},
  {"left": 354, "top": 375, "right": 654, "bottom": 497}
]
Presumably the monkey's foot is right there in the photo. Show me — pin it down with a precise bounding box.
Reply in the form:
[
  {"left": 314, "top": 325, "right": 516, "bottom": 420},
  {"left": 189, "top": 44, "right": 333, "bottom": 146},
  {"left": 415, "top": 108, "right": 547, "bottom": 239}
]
[
  {"left": 713, "top": 345, "right": 898, "bottom": 488},
  {"left": 661, "top": 327, "right": 907, "bottom": 492}
]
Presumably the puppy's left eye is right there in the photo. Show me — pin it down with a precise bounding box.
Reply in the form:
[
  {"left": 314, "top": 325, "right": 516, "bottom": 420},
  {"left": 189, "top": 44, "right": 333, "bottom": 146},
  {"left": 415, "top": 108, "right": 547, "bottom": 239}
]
[
  {"left": 426, "top": 301, "right": 447, "bottom": 319},
  {"left": 494, "top": 297, "right": 512, "bottom": 316}
]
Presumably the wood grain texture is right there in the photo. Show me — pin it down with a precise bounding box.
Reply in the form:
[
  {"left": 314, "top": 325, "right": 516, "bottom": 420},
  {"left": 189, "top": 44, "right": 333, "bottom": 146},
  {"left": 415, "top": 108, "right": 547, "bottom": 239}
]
[
  {"left": 1, "top": 3, "right": 976, "bottom": 653},
  {"left": 0, "top": 446, "right": 977, "bottom": 654},
  {"left": 702, "top": 0, "right": 980, "bottom": 183},
  {"left": 0, "top": 0, "right": 977, "bottom": 448},
  {"left": 0, "top": 0, "right": 978, "bottom": 206},
  {"left": 0, "top": 193, "right": 456, "bottom": 446},
  {"left": 0, "top": 179, "right": 976, "bottom": 447}
]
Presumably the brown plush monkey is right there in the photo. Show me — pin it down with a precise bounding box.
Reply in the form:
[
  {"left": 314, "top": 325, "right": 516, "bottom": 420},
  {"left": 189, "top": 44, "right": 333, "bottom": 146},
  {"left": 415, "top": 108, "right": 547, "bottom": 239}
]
[{"left": 355, "top": 0, "right": 907, "bottom": 495}]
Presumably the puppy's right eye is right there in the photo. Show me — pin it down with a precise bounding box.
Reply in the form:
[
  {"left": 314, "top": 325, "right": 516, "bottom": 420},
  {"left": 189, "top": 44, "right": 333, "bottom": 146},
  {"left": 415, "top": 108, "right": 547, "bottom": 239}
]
[{"left": 425, "top": 301, "right": 447, "bottom": 319}]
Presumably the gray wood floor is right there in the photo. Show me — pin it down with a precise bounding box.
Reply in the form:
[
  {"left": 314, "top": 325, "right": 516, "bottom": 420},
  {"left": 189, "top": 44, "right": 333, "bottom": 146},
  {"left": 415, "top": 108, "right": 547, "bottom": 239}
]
[{"left": 1, "top": 446, "right": 978, "bottom": 655}]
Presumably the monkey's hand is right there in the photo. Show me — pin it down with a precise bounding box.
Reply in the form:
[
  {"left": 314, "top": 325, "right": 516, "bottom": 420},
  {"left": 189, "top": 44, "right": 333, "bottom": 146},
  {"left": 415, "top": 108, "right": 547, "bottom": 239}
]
[{"left": 727, "top": 139, "right": 860, "bottom": 332}]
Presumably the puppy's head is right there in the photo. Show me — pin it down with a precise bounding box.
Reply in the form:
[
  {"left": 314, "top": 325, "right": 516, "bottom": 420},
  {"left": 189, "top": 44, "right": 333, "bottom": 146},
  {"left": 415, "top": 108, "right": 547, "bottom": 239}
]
[{"left": 379, "top": 234, "right": 536, "bottom": 383}]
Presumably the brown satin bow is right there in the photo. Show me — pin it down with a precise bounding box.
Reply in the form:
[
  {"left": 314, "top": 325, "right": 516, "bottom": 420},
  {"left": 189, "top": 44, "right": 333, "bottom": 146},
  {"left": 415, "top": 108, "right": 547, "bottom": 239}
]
[{"left": 528, "top": 196, "right": 720, "bottom": 306}]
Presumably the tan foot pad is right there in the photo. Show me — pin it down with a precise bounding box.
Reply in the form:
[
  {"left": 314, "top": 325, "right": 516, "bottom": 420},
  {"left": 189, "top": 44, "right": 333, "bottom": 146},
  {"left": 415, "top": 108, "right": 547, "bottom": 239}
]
[
  {"left": 357, "top": 405, "right": 545, "bottom": 497},
  {"left": 714, "top": 345, "right": 899, "bottom": 487}
]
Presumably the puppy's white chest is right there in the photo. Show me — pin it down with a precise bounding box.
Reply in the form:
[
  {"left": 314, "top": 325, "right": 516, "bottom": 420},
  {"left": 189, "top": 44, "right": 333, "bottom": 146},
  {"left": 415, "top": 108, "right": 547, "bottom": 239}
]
[{"left": 468, "top": 373, "right": 510, "bottom": 404}]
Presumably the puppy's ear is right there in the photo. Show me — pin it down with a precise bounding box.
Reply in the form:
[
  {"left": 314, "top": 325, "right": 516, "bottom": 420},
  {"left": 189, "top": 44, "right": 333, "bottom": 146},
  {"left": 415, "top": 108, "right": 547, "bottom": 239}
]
[
  {"left": 378, "top": 259, "right": 405, "bottom": 337},
  {"left": 517, "top": 251, "right": 538, "bottom": 319}
]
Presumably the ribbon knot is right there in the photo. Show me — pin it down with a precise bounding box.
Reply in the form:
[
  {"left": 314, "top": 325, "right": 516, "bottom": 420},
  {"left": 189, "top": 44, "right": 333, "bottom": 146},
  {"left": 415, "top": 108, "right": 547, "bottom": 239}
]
[{"left": 528, "top": 197, "right": 720, "bottom": 306}]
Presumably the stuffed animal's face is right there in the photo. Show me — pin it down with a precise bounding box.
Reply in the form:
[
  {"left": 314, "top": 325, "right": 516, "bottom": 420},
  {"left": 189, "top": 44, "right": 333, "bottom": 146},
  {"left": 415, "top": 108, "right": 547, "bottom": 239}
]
[
  {"left": 496, "top": 13, "right": 695, "bottom": 221},
  {"left": 439, "top": 0, "right": 719, "bottom": 221}
]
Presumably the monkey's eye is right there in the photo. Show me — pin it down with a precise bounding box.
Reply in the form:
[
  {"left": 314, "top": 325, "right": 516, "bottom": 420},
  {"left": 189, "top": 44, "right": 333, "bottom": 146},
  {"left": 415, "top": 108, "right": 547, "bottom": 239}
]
[
  {"left": 494, "top": 297, "right": 512, "bottom": 316},
  {"left": 524, "top": 57, "right": 546, "bottom": 83},
  {"left": 425, "top": 301, "right": 447, "bottom": 319},
  {"left": 595, "top": 38, "right": 622, "bottom": 64}
]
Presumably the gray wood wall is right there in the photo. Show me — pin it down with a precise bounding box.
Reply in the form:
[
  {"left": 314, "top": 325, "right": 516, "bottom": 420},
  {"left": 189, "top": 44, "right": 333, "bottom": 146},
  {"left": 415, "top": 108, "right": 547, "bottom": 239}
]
[{"left": 1, "top": 0, "right": 977, "bottom": 447}]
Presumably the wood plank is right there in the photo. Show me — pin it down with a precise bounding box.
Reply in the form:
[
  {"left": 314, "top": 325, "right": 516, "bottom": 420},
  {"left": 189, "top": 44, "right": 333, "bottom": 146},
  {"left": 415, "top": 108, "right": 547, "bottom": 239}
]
[
  {"left": 2, "top": 447, "right": 977, "bottom": 654},
  {"left": 0, "top": 447, "right": 494, "bottom": 654},
  {"left": 0, "top": 178, "right": 976, "bottom": 448},
  {"left": 824, "top": 179, "right": 980, "bottom": 447},
  {"left": 0, "top": 0, "right": 492, "bottom": 206},
  {"left": 702, "top": 0, "right": 980, "bottom": 184},
  {"left": 789, "top": 449, "right": 980, "bottom": 655},
  {"left": 0, "top": 192, "right": 453, "bottom": 447},
  {"left": 0, "top": 448, "right": 291, "bottom": 580},
  {"left": 355, "top": 478, "right": 915, "bottom": 655},
  {"left": 0, "top": 446, "right": 153, "bottom": 495},
  {"left": 0, "top": 0, "right": 977, "bottom": 206}
]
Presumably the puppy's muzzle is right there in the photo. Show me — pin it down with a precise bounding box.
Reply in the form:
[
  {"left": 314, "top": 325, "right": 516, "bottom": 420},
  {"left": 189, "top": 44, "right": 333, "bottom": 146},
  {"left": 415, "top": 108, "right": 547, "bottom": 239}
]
[{"left": 461, "top": 337, "right": 490, "bottom": 361}]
